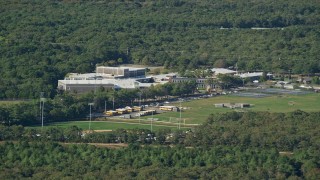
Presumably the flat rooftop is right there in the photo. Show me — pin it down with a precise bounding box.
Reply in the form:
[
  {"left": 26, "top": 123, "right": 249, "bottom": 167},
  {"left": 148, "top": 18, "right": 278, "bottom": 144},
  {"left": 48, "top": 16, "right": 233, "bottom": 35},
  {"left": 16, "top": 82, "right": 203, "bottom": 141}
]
[
  {"left": 65, "top": 73, "right": 124, "bottom": 80},
  {"left": 237, "top": 72, "right": 263, "bottom": 78},
  {"left": 96, "top": 66, "right": 146, "bottom": 71},
  {"left": 59, "top": 78, "right": 160, "bottom": 89},
  {"left": 211, "top": 68, "right": 237, "bottom": 74}
]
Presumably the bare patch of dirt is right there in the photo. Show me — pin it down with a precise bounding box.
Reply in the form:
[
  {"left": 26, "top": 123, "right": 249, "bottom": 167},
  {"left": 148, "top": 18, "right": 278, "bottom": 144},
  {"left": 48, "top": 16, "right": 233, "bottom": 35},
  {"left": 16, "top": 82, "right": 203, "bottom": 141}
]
[{"left": 61, "top": 142, "right": 128, "bottom": 149}]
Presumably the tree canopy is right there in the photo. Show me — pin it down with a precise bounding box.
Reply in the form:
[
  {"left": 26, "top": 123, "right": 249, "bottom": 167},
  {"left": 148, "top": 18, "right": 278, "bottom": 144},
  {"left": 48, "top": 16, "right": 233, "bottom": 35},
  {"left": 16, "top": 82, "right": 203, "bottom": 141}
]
[
  {"left": 0, "top": 0, "right": 319, "bottom": 98},
  {"left": 0, "top": 110, "right": 320, "bottom": 179}
]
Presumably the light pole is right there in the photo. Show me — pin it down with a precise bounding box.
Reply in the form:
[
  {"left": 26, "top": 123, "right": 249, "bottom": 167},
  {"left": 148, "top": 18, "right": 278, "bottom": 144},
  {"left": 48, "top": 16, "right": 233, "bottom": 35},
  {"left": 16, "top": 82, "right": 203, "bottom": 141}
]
[
  {"left": 88, "top": 103, "right": 94, "bottom": 131},
  {"left": 39, "top": 93, "right": 42, "bottom": 123},
  {"left": 41, "top": 99, "right": 45, "bottom": 128},
  {"left": 179, "top": 100, "right": 182, "bottom": 130},
  {"left": 40, "top": 92, "right": 46, "bottom": 129},
  {"left": 138, "top": 92, "right": 142, "bottom": 107},
  {"left": 94, "top": 75, "right": 97, "bottom": 94},
  {"left": 112, "top": 97, "right": 115, "bottom": 110},
  {"left": 151, "top": 110, "right": 153, "bottom": 132},
  {"left": 104, "top": 100, "right": 107, "bottom": 112},
  {"left": 112, "top": 86, "right": 115, "bottom": 110}
]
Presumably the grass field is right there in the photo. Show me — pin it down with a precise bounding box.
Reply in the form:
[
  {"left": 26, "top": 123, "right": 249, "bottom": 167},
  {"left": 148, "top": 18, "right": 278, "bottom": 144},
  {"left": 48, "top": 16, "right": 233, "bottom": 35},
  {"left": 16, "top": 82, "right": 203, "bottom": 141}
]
[
  {"left": 143, "top": 93, "right": 320, "bottom": 124},
  {"left": 33, "top": 121, "right": 187, "bottom": 131},
  {"left": 29, "top": 92, "right": 320, "bottom": 130}
]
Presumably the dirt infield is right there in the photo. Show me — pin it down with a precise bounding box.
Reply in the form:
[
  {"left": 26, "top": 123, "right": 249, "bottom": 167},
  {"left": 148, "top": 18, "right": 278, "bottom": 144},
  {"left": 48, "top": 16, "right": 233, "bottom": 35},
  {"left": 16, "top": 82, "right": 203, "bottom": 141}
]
[
  {"left": 87, "top": 143, "right": 128, "bottom": 149},
  {"left": 82, "top": 129, "right": 113, "bottom": 133}
]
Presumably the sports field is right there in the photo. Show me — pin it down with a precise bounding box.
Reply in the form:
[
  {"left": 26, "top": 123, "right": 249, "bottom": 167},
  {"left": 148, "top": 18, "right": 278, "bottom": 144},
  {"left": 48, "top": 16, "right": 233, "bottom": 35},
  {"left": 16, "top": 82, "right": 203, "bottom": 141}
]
[
  {"left": 30, "top": 92, "right": 320, "bottom": 130},
  {"left": 35, "top": 120, "right": 188, "bottom": 131},
  {"left": 147, "top": 92, "right": 320, "bottom": 124}
]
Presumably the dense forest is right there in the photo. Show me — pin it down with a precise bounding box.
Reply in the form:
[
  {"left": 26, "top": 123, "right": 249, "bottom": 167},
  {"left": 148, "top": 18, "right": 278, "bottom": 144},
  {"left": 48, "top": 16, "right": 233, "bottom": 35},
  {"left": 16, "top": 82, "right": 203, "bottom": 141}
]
[
  {"left": 0, "top": 0, "right": 319, "bottom": 98},
  {"left": 2, "top": 141, "right": 319, "bottom": 179},
  {"left": 1, "top": 1, "right": 319, "bottom": 178},
  {"left": 0, "top": 110, "right": 319, "bottom": 179}
]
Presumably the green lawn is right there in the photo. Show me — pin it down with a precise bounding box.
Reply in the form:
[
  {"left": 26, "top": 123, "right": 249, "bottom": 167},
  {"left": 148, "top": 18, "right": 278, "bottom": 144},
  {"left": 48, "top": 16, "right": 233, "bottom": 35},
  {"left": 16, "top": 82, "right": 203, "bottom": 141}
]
[
  {"left": 29, "top": 93, "right": 320, "bottom": 130},
  {"left": 146, "top": 93, "right": 320, "bottom": 124},
  {"left": 34, "top": 121, "right": 186, "bottom": 131}
]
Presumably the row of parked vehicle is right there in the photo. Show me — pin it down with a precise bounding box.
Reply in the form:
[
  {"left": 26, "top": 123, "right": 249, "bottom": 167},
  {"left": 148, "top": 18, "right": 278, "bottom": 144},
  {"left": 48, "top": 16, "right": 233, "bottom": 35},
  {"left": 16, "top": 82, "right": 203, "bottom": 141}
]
[{"left": 104, "top": 106, "right": 143, "bottom": 116}]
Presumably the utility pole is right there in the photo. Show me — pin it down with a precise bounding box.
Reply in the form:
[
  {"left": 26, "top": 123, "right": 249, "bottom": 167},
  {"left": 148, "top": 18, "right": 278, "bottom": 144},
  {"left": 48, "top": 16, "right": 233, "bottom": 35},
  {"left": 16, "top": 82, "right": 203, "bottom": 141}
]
[
  {"left": 104, "top": 100, "right": 107, "bottom": 112},
  {"left": 88, "top": 103, "right": 94, "bottom": 131}
]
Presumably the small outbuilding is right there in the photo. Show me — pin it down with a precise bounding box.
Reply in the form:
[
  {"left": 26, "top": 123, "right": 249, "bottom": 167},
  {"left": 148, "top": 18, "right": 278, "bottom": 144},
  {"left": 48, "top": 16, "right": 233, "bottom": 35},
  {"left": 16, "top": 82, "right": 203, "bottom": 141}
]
[{"left": 215, "top": 103, "right": 250, "bottom": 109}]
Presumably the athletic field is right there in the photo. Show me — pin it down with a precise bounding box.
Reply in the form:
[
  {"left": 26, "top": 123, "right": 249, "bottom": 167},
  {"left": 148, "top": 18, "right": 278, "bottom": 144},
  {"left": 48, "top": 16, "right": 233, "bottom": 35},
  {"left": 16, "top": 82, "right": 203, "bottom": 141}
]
[
  {"left": 148, "top": 92, "right": 320, "bottom": 124},
  {"left": 30, "top": 91, "right": 320, "bottom": 130}
]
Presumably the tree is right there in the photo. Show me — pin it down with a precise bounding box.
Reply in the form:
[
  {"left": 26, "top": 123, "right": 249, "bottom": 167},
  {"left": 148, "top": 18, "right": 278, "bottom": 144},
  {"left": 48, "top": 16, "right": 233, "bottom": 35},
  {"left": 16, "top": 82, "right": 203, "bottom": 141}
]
[
  {"left": 312, "top": 76, "right": 319, "bottom": 85},
  {"left": 259, "top": 72, "right": 268, "bottom": 82},
  {"left": 217, "top": 74, "right": 242, "bottom": 89},
  {"left": 64, "top": 126, "right": 82, "bottom": 142},
  {"left": 214, "top": 59, "right": 227, "bottom": 68}
]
